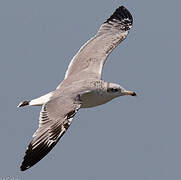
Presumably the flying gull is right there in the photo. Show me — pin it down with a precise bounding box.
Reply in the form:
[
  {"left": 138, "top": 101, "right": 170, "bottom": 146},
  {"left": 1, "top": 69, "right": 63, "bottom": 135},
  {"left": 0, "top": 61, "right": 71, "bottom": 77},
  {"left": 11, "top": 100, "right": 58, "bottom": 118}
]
[{"left": 18, "top": 5, "right": 136, "bottom": 171}]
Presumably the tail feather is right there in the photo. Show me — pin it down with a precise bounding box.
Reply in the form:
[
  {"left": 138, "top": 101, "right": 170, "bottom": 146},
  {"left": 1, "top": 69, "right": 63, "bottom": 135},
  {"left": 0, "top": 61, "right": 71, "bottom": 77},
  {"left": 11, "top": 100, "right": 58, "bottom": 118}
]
[{"left": 17, "top": 101, "right": 30, "bottom": 107}]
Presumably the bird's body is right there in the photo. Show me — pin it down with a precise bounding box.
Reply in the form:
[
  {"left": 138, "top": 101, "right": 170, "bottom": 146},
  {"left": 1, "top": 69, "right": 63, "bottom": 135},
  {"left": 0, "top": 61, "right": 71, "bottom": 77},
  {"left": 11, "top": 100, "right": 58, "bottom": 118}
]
[
  {"left": 18, "top": 5, "right": 136, "bottom": 171},
  {"left": 28, "top": 79, "right": 120, "bottom": 108},
  {"left": 59, "top": 78, "right": 110, "bottom": 108}
]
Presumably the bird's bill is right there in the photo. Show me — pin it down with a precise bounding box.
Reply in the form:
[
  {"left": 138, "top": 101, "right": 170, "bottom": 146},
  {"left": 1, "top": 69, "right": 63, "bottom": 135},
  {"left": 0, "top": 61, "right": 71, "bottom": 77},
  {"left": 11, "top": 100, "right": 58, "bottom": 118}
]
[{"left": 123, "top": 90, "right": 137, "bottom": 96}]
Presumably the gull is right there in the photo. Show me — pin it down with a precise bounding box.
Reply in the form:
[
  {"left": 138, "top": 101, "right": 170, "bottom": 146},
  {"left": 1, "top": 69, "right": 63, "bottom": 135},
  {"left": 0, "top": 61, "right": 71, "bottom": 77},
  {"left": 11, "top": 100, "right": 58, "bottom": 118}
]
[{"left": 18, "top": 5, "right": 136, "bottom": 171}]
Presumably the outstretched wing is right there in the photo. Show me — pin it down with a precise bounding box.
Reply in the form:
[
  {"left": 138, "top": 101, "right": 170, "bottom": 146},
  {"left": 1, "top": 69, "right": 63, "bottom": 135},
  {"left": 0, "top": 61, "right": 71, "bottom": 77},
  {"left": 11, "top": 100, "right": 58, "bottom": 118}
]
[
  {"left": 20, "top": 95, "right": 81, "bottom": 171},
  {"left": 63, "top": 6, "right": 133, "bottom": 81}
]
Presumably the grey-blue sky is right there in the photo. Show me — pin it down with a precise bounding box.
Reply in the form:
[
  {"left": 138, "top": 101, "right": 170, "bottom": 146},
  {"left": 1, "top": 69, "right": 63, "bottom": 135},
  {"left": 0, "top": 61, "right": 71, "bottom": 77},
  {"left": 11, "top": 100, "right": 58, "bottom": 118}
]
[{"left": 0, "top": 0, "right": 181, "bottom": 179}]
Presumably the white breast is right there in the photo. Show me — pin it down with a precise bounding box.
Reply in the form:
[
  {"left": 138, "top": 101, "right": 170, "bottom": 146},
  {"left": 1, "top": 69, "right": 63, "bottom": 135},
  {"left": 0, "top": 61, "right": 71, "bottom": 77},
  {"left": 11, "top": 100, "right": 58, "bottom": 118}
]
[{"left": 81, "top": 91, "right": 113, "bottom": 108}]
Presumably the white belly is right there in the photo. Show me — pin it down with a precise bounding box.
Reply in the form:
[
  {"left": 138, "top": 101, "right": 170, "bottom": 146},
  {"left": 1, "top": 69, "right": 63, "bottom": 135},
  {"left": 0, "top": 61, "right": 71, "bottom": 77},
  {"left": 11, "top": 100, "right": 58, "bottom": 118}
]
[{"left": 81, "top": 91, "right": 113, "bottom": 108}]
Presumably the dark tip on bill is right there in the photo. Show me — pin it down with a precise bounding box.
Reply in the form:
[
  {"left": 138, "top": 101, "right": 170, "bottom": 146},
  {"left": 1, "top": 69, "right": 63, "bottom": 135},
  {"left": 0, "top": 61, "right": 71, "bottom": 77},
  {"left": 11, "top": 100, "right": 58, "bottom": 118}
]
[{"left": 132, "top": 92, "right": 137, "bottom": 96}]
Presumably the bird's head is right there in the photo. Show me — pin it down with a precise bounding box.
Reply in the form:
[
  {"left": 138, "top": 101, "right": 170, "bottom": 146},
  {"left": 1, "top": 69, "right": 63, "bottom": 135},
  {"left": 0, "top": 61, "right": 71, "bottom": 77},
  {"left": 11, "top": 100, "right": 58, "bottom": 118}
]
[{"left": 106, "top": 82, "right": 137, "bottom": 97}]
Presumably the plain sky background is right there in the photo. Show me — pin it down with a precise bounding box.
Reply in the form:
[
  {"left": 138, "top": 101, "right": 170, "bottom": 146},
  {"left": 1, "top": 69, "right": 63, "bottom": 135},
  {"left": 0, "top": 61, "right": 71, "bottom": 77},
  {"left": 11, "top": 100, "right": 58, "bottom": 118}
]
[{"left": 0, "top": 0, "right": 181, "bottom": 179}]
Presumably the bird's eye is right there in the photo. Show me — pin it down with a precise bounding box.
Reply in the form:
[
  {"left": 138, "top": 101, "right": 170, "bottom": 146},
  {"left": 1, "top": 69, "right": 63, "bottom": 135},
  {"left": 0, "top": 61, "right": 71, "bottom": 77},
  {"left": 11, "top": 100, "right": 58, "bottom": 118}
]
[{"left": 108, "top": 88, "right": 119, "bottom": 93}]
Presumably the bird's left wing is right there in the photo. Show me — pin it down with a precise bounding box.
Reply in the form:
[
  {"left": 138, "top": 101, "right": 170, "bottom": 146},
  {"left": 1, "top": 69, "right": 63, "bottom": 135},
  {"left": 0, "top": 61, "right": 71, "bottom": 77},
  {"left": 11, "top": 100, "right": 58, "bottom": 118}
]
[
  {"left": 20, "top": 95, "right": 81, "bottom": 171},
  {"left": 62, "top": 6, "right": 133, "bottom": 83}
]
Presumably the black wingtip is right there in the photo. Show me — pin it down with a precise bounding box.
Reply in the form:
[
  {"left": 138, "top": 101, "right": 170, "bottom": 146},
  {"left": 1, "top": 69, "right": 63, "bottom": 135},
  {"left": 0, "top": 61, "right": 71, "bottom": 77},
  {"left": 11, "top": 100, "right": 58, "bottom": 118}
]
[
  {"left": 105, "top": 6, "right": 133, "bottom": 30},
  {"left": 20, "top": 137, "right": 61, "bottom": 171},
  {"left": 20, "top": 165, "right": 29, "bottom": 171}
]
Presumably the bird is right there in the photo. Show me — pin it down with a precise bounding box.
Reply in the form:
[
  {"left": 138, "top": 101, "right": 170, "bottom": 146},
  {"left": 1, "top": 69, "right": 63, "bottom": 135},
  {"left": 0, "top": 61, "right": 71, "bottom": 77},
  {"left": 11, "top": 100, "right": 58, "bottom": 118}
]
[{"left": 18, "top": 5, "right": 136, "bottom": 171}]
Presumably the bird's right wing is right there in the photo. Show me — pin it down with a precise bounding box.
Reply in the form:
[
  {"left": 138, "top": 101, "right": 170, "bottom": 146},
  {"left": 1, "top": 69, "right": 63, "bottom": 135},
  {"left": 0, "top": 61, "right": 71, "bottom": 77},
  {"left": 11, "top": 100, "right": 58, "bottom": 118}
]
[
  {"left": 20, "top": 95, "right": 81, "bottom": 171},
  {"left": 61, "top": 6, "right": 133, "bottom": 85}
]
